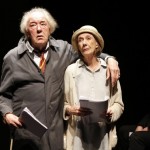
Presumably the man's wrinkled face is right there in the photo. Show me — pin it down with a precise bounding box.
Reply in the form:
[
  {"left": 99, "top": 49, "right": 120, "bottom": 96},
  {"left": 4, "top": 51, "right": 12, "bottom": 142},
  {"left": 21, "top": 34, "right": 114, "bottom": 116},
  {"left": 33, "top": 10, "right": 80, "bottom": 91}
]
[{"left": 27, "top": 12, "right": 51, "bottom": 50}]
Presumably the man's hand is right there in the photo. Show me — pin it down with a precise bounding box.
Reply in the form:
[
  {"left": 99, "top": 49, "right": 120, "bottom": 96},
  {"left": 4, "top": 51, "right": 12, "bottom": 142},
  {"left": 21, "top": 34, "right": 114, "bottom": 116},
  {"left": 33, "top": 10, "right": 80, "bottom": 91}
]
[
  {"left": 135, "top": 126, "right": 149, "bottom": 131},
  {"left": 4, "top": 113, "right": 22, "bottom": 128},
  {"left": 106, "top": 57, "right": 120, "bottom": 87}
]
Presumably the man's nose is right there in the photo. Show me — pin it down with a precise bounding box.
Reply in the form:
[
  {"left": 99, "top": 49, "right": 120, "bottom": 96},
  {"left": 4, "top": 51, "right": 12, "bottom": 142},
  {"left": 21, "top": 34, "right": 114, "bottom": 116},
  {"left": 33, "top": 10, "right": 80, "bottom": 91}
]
[{"left": 37, "top": 24, "right": 42, "bottom": 30}]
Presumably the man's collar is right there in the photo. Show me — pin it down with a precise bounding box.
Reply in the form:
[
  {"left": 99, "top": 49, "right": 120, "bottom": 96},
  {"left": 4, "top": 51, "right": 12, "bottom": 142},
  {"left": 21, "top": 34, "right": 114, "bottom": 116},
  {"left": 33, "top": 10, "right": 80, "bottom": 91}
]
[
  {"left": 17, "top": 36, "right": 61, "bottom": 55},
  {"left": 25, "top": 41, "right": 50, "bottom": 53}
]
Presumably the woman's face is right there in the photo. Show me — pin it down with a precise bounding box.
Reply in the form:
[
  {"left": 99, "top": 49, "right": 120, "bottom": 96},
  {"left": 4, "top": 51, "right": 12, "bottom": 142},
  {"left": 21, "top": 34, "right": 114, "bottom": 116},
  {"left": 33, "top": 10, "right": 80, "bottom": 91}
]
[{"left": 77, "top": 33, "right": 99, "bottom": 57}]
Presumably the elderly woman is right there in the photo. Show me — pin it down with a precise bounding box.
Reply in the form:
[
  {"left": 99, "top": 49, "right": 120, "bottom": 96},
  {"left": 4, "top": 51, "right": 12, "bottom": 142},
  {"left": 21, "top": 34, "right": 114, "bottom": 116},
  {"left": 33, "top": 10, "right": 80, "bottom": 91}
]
[{"left": 63, "top": 25, "right": 124, "bottom": 150}]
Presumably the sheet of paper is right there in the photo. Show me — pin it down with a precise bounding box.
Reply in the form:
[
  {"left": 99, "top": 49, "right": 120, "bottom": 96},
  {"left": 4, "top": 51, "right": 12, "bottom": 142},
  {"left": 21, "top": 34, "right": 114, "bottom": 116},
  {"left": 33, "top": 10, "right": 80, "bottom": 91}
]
[
  {"left": 19, "top": 107, "right": 48, "bottom": 138},
  {"left": 80, "top": 98, "right": 108, "bottom": 123}
]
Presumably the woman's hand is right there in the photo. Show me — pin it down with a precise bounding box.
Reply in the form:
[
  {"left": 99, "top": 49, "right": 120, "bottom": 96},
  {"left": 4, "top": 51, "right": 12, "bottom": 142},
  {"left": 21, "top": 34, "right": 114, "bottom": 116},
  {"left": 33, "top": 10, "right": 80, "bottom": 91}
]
[{"left": 66, "top": 105, "right": 92, "bottom": 116}]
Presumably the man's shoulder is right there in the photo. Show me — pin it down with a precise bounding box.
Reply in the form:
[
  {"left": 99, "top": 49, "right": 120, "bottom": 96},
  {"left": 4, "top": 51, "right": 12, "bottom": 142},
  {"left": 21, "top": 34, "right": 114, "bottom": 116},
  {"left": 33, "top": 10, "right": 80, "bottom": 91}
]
[
  {"left": 4, "top": 44, "right": 24, "bottom": 60},
  {"left": 49, "top": 36, "right": 71, "bottom": 48},
  {"left": 4, "top": 47, "right": 18, "bottom": 57}
]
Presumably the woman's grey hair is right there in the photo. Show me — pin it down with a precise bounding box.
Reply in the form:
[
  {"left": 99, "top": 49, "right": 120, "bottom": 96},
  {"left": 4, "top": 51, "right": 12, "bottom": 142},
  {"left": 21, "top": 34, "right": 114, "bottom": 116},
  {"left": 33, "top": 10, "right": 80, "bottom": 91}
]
[{"left": 20, "top": 7, "right": 58, "bottom": 36}]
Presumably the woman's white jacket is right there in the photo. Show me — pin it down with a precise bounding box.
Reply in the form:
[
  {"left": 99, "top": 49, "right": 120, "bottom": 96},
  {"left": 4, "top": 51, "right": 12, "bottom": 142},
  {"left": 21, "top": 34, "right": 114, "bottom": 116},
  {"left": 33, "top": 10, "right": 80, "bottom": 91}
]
[{"left": 63, "top": 59, "right": 124, "bottom": 150}]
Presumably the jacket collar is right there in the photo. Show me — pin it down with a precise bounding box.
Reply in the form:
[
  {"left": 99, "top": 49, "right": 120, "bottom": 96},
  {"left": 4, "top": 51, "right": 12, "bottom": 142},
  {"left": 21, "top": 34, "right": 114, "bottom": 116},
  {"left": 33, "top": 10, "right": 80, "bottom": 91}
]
[
  {"left": 17, "top": 36, "right": 61, "bottom": 55},
  {"left": 72, "top": 58, "right": 107, "bottom": 78},
  {"left": 77, "top": 58, "right": 107, "bottom": 68}
]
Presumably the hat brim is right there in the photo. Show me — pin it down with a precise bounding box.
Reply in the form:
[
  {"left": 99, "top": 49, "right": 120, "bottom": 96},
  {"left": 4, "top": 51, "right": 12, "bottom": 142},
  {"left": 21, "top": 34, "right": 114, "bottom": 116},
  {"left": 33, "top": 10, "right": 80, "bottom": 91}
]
[{"left": 71, "top": 27, "right": 104, "bottom": 51}]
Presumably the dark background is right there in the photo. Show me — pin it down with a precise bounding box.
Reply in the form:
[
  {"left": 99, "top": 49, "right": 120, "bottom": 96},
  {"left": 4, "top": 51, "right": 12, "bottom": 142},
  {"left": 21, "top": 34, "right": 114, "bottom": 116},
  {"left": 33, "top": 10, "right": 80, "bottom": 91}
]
[{"left": 1, "top": 0, "right": 150, "bottom": 149}]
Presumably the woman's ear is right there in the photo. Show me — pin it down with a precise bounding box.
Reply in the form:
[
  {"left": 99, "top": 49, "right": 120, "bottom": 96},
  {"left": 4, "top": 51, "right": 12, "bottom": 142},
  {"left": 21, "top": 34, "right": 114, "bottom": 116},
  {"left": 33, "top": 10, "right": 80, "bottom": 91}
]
[{"left": 95, "top": 42, "right": 99, "bottom": 48}]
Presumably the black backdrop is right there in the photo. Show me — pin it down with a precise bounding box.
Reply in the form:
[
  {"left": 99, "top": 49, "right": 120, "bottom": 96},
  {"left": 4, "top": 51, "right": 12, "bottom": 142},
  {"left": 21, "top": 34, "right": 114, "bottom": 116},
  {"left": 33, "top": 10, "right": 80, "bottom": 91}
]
[{"left": 1, "top": 0, "right": 150, "bottom": 149}]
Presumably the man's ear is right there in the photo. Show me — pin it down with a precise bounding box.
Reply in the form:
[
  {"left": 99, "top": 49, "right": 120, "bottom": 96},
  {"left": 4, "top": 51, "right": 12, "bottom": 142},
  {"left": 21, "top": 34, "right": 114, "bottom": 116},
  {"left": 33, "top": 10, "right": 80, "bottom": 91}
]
[{"left": 25, "top": 31, "right": 30, "bottom": 38}]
